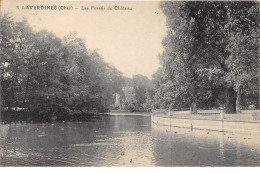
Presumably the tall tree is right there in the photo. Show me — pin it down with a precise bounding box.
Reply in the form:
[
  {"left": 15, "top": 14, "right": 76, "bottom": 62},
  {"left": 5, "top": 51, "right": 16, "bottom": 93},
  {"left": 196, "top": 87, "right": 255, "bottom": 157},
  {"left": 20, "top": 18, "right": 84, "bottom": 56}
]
[
  {"left": 1, "top": 14, "right": 126, "bottom": 122},
  {"left": 132, "top": 74, "right": 153, "bottom": 110},
  {"left": 225, "top": 1, "right": 260, "bottom": 112},
  {"left": 158, "top": 1, "right": 260, "bottom": 113}
]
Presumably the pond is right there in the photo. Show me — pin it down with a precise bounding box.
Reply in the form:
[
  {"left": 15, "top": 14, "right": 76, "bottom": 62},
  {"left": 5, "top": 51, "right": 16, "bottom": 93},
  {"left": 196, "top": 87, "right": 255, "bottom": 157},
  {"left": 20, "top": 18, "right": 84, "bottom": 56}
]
[{"left": 0, "top": 115, "right": 260, "bottom": 166}]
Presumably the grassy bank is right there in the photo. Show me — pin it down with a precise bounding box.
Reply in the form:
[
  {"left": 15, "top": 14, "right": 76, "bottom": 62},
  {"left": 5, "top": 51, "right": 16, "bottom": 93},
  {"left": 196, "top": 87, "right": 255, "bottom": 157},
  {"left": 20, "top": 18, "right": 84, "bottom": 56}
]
[{"left": 154, "top": 110, "right": 260, "bottom": 122}]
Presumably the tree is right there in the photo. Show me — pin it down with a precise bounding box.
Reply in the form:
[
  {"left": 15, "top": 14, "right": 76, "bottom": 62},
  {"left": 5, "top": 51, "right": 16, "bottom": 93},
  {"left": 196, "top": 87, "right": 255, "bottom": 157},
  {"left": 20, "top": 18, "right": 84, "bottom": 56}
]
[
  {"left": 63, "top": 33, "right": 124, "bottom": 113},
  {"left": 1, "top": 15, "right": 36, "bottom": 112},
  {"left": 1, "top": 14, "right": 126, "bottom": 122},
  {"left": 225, "top": 2, "right": 260, "bottom": 112},
  {"left": 22, "top": 30, "right": 72, "bottom": 120},
  {"left": 158, "top": 1, "right": 260, "bottom": 114},
  {"left": 159, "top": 1, "right": 215, "bottom": 113},
  {"left": 122, "top": 86, "right": 137, "bottom": 112},
  {"left": 132, "top": 74, "right": 153, "bottom": 110}
]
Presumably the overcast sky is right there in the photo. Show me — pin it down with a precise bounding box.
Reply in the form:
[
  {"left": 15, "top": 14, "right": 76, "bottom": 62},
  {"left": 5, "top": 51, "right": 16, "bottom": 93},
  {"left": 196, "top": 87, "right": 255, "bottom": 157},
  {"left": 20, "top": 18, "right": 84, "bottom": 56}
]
[{"left": 2, "top": 0, "right": 167, "bottom": 79}]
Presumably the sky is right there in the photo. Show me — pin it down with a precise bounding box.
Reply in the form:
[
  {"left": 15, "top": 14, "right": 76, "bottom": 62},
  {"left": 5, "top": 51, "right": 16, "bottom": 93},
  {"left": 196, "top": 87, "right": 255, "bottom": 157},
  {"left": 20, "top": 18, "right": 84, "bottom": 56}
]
[{"left": 1, "top": 0, "right": 167, "bottom": 79}]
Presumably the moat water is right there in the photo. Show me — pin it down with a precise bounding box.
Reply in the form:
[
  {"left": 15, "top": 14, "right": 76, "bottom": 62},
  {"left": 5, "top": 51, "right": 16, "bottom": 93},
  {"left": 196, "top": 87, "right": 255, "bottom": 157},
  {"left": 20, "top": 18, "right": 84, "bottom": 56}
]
[{"left": 0, "top": 115, "right": 260, "bottom": 166}]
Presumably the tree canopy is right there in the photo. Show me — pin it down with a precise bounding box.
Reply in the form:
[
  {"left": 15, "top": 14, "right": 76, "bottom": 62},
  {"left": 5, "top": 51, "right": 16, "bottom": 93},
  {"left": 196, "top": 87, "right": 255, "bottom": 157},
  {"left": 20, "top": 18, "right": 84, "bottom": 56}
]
[
  {"left": 1, "top": 13, "right": 124, "bottom": 121},
  {"left": 152, "top": 1, "right": 260, "bottom": 113}
]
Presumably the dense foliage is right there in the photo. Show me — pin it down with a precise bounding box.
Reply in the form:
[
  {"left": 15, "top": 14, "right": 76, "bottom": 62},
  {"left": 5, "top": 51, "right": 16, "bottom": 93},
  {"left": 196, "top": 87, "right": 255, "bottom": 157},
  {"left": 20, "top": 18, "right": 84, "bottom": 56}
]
[
  {"left": 1, "top": 1, "right": 259, "bottom": 122},
  {"left": 114, "top": 75, "right": 153, "bottom": 112},
  {"left": 152, "top": 1, "right": 259, "bottom": 113},
  {"left": 0, "top": 14, "right": 124, "bottom": 121}
]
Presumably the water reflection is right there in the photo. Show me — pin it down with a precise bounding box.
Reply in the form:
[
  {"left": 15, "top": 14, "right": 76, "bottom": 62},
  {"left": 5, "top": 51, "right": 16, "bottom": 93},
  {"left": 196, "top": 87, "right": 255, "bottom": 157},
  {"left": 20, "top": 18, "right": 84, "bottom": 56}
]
[
  {"left": 0, "top": 115, "right": 260, "bottom": 166},
  {"left": 0, "top": 115, "right": 154, "bottom": 166},
  {"left": 151, "top": 123, "right": 260, "bottom": 166}
]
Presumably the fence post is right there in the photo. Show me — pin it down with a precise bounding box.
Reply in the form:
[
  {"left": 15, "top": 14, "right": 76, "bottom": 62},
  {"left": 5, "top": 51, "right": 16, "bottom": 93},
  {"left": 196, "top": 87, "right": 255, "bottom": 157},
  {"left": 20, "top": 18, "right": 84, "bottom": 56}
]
[
  {"left": 220, "top": 110, "right": 225, "bottom": 132},
  {"left": 220, "top": 110, "right": 226, "bottom": 120},
  {"left": 170, "top": 116, "right": 171, "bottom": 129}
]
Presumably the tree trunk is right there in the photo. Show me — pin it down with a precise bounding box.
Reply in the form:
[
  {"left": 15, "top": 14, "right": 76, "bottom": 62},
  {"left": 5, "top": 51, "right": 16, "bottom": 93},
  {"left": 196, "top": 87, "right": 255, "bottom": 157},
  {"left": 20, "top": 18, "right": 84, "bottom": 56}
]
[
  {"left": 190, "top": 102, "right": 197, "bottom": 114},
  {"left": 0, "top": 73, "right": 1, "bottom": 123},
  {"left": 259, "top": 30, "right": 260, "bottom": 110},
  {"left": 226, "top": 88, "right": 236, "bottom": 114},
  {"left": 256, "top": 97, "right": 259, "bottom": 110},
  {"left": 259, "top": 78, "right": 260, "bottom": 110},
  {"left": 236, "top": 87, "right": 242, "bottom": 113},
  {"left": 177, "top": 103, "right": 181, "bottom": 111}
]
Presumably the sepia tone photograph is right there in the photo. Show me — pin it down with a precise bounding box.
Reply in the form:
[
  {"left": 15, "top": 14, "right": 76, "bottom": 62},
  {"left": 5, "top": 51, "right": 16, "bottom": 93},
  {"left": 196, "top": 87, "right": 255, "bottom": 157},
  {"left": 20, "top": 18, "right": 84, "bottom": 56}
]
[{"left": 0, "top": 0, "right": 260, "bottom": 167}]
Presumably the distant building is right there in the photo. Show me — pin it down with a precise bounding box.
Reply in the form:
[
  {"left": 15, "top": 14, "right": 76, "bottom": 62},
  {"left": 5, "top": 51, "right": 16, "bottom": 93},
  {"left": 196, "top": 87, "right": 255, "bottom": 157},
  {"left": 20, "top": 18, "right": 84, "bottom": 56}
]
[{"left": 114, "top": 93, "right": 122, "bottom": 109}]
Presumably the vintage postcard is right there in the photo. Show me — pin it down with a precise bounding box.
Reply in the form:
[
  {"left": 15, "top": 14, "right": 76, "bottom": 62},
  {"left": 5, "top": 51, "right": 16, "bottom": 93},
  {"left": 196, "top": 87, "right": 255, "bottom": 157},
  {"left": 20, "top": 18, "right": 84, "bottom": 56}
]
[{"left": 0, "top": 0, "right": 260, "bottom": 167}]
